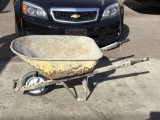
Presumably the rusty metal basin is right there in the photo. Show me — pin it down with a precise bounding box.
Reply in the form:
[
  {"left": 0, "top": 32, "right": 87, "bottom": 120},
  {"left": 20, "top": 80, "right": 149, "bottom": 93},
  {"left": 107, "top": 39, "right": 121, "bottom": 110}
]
[{"left": 10, "top": 35, "right": 103, "bottom": 79}]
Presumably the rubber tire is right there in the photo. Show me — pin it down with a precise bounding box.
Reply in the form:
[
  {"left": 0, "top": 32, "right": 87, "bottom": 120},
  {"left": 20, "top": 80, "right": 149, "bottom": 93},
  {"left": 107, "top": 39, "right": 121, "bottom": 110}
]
[
  {"left": 117, "top": 7, "right": 124, "bottom": 40},
  {"left": 15, "top": 18, "right": 20, "bottom": 38},
  {"left": 15, "top": 16, "right": 24, "bottom": 37},
  {"left": 22, "top": 71, "right": 49, "bottom": 96}
]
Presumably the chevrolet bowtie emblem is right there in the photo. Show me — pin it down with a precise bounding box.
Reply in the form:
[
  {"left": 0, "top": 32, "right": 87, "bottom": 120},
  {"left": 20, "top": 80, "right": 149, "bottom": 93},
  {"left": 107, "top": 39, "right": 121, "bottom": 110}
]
[{"left": 71, "top": 14, "right": 80, "bottom": 19}]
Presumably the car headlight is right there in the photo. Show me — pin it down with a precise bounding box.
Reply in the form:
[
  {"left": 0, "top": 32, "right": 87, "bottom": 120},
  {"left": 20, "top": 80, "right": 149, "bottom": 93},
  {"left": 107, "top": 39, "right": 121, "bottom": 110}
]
[
  {"left": 22, "top": 1, "right": 47, "bottom": 19},
  {"left": 102, "top": 3, "right": 120, "bottom": 19}
]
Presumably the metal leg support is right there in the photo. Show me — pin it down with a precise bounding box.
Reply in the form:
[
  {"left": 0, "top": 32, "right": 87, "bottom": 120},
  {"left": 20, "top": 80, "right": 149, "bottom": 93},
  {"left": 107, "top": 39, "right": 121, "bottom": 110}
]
[
  {"left": 82, "top": 77, "right": 90, "bottom": 101},
  {"left": 61, "top": 82, "right": 85, "bottom": 101},
  {"left": 61, "top": 82, "right": 77, "bottom": 99},
  {"left": 62, "top": 77, "right": 91, "bottom": 101}
]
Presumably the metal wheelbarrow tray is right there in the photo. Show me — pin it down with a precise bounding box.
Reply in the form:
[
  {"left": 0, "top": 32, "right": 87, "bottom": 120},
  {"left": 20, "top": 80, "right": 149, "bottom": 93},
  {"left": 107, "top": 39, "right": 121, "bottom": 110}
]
[
  {"left": 10, "top": 35, "right": 149, "bottom": 101},
  {"left": 10, "top": 35, "right": 103, "bottom": 80}
]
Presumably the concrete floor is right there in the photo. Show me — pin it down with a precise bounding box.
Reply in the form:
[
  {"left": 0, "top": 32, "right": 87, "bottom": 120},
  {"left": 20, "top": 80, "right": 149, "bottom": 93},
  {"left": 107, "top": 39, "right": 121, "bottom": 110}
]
[{"left": 0, "top": 0, "right": 160, "bottom": 120}]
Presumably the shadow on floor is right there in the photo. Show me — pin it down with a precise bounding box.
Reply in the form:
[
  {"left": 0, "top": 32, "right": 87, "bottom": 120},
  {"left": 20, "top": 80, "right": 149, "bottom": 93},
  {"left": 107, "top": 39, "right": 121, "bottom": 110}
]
[
  {"left": 124, "top": 0, "right": 160, "bottom": 15},
  {"left": 147, "top": 112, "right": 160, "bottom": 120},
  {"left": 0, "top": 34, "right": 16, "bottom": 74},
  {"left": 0, "top": 0, "right": 10, "bottom": 13}
]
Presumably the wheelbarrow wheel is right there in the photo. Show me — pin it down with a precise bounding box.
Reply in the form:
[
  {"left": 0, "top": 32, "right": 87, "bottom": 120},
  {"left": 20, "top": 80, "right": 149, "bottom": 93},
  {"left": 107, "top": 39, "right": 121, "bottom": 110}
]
[{"left": 22, "top": 71, "right": 48, "bottom": 96}]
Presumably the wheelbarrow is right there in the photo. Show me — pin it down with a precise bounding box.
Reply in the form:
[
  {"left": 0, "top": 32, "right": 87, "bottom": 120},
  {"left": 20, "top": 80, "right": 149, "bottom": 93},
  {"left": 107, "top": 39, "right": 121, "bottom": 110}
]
[{"left": 10, "top": 35, "right": 149, "bottom": 101}]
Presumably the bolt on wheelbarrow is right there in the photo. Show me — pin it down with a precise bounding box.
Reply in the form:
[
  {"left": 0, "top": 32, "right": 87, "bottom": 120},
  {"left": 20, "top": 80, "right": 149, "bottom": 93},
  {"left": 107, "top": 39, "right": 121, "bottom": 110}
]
[{"left": 10, "top": 35, "right": 149, "bottom": 101}]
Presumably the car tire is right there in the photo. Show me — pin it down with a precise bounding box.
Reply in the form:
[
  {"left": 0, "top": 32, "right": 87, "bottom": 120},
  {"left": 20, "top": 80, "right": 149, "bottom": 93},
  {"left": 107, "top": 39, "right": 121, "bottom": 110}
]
[
  {"left": 117, "top": 7, "right": 124, "bottom": 40},
  {"left": 22, "top": 71, "right": 49, "bottom": 96},
  {"left": 15, "top": 18, "right": 20, "bottom": 38},
  {"left": 15, "top": 17, "right": 25, "bottom": 37}
]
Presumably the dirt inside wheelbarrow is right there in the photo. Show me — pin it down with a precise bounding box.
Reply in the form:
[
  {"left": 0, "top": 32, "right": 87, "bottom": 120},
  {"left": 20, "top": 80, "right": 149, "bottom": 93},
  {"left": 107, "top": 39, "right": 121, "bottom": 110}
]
[{"left": 11, "top": 35, "right": 103, "bottom": 60}]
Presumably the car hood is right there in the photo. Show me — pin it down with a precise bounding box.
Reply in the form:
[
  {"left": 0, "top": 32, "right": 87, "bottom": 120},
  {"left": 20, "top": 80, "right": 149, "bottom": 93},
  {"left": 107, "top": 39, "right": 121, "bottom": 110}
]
[{"left": 25, "top": 0, "right": 116, "bottom": 10}]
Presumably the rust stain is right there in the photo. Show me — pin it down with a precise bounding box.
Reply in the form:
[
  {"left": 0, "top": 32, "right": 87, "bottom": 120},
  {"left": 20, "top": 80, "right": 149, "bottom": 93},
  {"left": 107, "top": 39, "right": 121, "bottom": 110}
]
[
  {"left": 31, "top": 64, "right": 94, "bottom": 80},
  {"left": 19, "top": 55, "right": 98, "bottom": 80}
]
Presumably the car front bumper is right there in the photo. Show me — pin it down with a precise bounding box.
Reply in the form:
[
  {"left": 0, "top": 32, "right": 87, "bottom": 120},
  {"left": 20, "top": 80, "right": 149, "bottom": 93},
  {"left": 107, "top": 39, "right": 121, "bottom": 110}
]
[{"left": 22, "top": 15, "right": 122, "bottom": 45}]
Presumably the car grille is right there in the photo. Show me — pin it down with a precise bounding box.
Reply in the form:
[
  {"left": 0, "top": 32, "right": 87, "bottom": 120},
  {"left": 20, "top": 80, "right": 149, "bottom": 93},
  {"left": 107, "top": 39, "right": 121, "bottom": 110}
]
[
  {"left": 50, "top": 8, "right": 99, "bottom": 24},
  {"left": 54, "top": 11, "right": 97, "bottom": 21}
]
